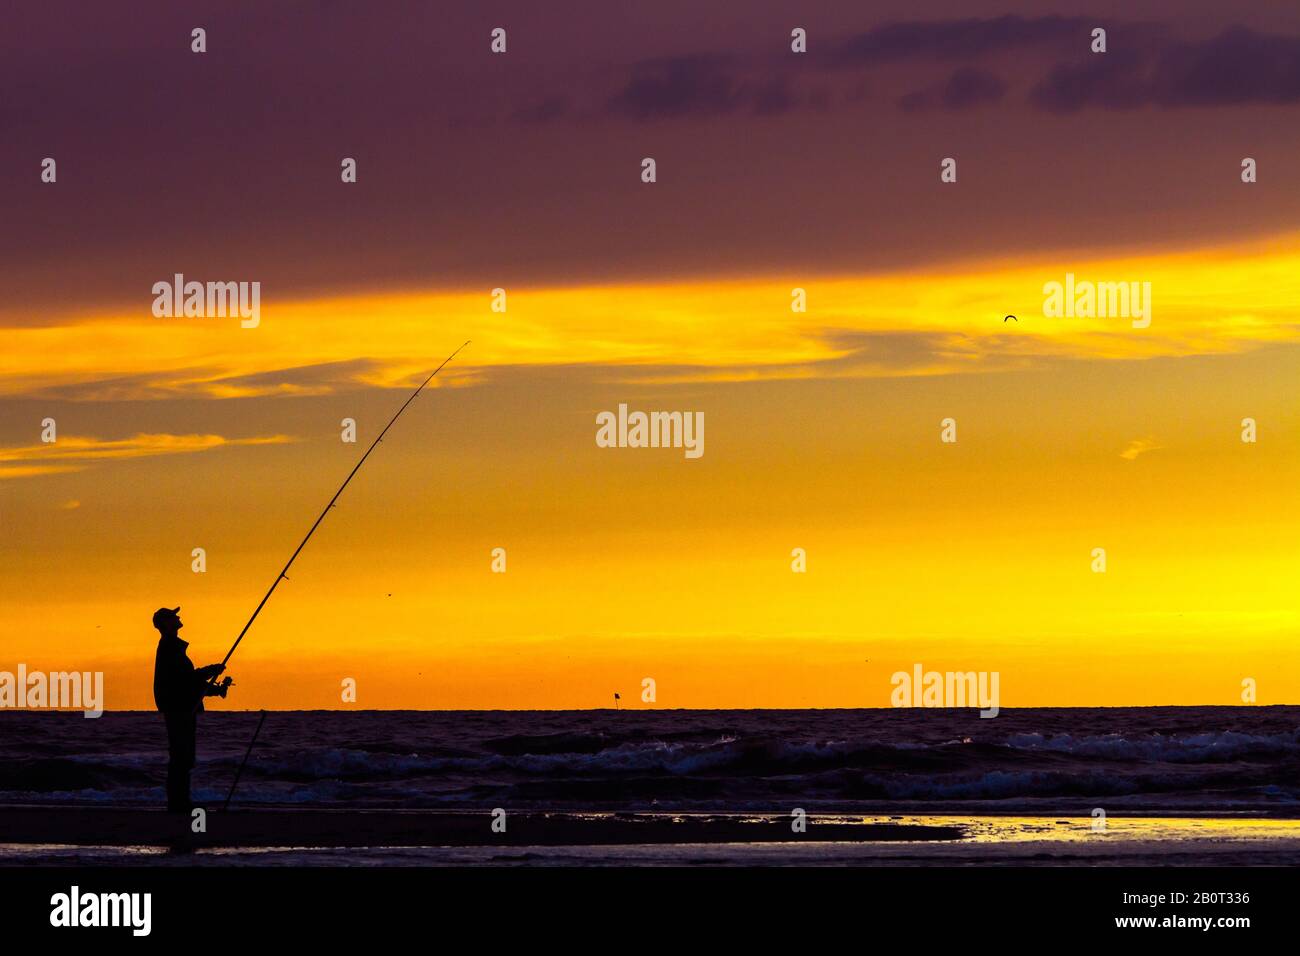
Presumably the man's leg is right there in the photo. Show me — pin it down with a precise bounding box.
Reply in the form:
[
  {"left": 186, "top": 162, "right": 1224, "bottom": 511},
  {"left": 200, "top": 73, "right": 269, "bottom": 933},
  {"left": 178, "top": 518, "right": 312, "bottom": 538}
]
[{"left": 164, "top": 712, "right": 197, "bottom": 811}]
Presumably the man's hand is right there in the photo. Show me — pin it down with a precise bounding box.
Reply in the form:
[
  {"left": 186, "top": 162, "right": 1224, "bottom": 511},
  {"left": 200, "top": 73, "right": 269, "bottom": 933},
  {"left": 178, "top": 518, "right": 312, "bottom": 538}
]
[{"left": 199, "top": 663, "right": 226, "bottom": 679}]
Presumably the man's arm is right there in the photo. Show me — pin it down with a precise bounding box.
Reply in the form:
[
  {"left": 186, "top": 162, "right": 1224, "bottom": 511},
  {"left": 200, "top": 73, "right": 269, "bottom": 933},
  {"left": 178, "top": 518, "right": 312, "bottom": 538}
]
[
  {"left": 191, "top": 662, "right": 225, "bottom": 699},
  {"left": 194, "top": 663, "right": 232, "bottom": 699},
  {"left": 203, "top": 676, "right": 234, "bottom": 698}
]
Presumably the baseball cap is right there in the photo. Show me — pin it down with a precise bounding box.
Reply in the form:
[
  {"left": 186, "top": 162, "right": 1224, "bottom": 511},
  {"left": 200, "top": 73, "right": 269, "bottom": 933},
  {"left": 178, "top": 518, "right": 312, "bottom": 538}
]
[{"left": 152, "top": 606, "right": 181, "bottom": 629}]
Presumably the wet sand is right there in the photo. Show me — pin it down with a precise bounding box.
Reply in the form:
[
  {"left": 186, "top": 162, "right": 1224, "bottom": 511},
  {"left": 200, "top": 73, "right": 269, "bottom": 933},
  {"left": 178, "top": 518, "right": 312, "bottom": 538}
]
[
  {"left": 0, "top": 806, "right": 962, "bottom": 849},
  {"left": 4, "top": 809, "right": 1300, "bottom": 865}
]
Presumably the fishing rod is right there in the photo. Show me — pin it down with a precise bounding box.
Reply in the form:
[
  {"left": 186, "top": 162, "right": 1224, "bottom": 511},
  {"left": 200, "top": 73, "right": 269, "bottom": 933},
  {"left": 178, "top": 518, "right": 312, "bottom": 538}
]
[
  {"left": 223, "top": 710, "right": 267, "bottom": 811},
  {"left": 220, "top": 340, "right": 470, "bottom": 669},
  {"left": 212, "top": 341, "right": 467, "bottom": 808}
]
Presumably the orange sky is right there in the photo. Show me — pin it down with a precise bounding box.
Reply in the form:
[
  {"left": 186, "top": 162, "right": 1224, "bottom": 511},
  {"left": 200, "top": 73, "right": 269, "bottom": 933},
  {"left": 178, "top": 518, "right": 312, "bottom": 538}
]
[{"left": 2, "top": 235, "right": 1299, "bottom": 709}]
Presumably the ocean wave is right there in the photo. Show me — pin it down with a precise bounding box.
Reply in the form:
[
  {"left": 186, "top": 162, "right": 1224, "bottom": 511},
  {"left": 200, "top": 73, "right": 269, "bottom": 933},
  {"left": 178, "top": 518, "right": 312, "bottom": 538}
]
[
  {"left": 1000, "top": 729, "right": 1300, "bottom": 762},
  {"left": 3, "top": 709, "right": 1298, "bottom": 810},
  {"left": 9, "top": 728, "right": 1299, "bottom": 794}
]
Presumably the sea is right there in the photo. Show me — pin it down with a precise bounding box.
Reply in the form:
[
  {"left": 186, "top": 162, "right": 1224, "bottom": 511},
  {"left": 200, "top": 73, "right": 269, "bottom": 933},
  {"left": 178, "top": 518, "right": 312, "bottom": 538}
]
[{"left": 3, "top": 706, "right": 1299, "bottom": 865}]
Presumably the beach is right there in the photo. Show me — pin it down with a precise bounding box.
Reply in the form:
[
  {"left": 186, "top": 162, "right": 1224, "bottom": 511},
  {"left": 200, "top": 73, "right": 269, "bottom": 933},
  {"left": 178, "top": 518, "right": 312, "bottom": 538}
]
[{"left": 3, "top": 811, "right": 1300, "bottom": 866}]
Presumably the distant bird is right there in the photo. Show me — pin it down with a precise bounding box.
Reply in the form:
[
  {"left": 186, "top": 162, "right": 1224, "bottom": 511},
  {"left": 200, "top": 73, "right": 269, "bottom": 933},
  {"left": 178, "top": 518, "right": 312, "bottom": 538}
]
[{"left": 1004, "top": 314, "right": 1017, "bottom": 322}]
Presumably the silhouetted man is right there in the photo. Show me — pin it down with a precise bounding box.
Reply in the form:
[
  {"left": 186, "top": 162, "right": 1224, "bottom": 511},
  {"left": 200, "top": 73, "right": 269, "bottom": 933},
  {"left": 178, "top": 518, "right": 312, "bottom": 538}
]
[{"left": 152, "top": 607, "right": 232, "bottom": 812}]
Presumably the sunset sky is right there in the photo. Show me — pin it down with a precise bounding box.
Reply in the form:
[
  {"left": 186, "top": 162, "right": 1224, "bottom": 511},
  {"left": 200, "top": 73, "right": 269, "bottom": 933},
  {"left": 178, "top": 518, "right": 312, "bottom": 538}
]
[{"left": 2, "top": 1, "right": 1298, "bottom": 709}]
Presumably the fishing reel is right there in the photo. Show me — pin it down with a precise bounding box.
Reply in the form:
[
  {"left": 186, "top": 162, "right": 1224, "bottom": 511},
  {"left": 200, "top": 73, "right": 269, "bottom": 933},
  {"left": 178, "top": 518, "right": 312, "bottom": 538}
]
[{"left": 215, "top": 676, "right": 234, "bottom": 698}]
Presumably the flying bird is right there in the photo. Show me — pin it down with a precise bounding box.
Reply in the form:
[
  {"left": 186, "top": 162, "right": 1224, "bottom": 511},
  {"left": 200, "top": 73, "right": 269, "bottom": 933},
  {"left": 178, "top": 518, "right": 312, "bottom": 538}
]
[{"left": 1004, "top": 314, "right": 1017, "bottom": 322}]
